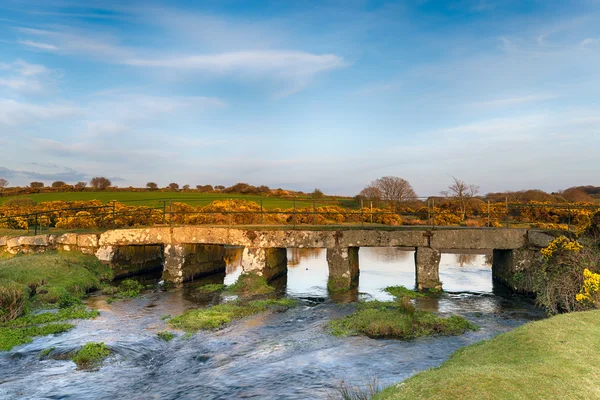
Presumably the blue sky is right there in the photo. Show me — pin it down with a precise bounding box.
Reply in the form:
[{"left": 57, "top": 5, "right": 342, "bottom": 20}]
[{"left": 0, "top": 0, "right": 599, "bottom": 196}]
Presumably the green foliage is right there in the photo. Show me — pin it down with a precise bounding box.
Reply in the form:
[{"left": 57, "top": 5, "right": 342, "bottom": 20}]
[
  {"left": 384, "top": 286, "right": 424, "bottom": 299},
  {"left": 57, "top": 293, "right": 82, "bottom": 308},
  {"left": 156, "top": 331, "right": 175, "bottom": 341},
  {"left": 1, "top": 306, "right": 99, "bottom": 328},
  {"left": 0, "top": 280, "right": 30, "bottom": 322},
  {"left": 196, "top": 283, "right": 226, "bottom": 293},
  {"left": 115, "top": 279, "right": 144, "bottom": 298},
  {"left": 38, "top": 346, "right": 55, "bottom": 359},
  {"left": 374, "top": 311, "right": 600, "bottom": 400},
  {"left": 330, "top": 377, "right": 381, "bottom": 400},
  {"left": 71, "top": 342, "right": 111, "bottom": 370},
  {"left": 225, "top": 273, "right": 274, "bottom": 296},
  {"left": 169, "top": 298, "right": 296, "bottom": 332},
  {"left": 0, "top": 305, "right": 99, "bottom": 351},
  {"left": 0, "top": 323, "right": 74, "bottom": 351},
  {"left": 329, "top": 301, "right": 478, "bottom": 340}
]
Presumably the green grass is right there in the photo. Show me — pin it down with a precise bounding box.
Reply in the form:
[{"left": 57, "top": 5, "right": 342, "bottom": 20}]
[
  {"left": 156, "top": 331, "right": 175, "bottom": 341},
  {"left": 375, "top": 310, "right": 600, "bottom": 400},
  {"left": 384, "top": 286, "right": 425, "bottom": 299},
  {"left": 0, "top": 323, "right": 74, "bottom": 351},
  {"left": 38, "top": 346, "right": 55, "bottom": 359},
  {"left": 1, "top": 306, "right": 99, "bottom": 328},
  {"left": 168, "top": 298, "right": 296, "bottom": 332},
  {"left": 0, "top": 191, "right": 328, "bottom": 209},
  {"left": 196, "top": 283, "right": 227, "bottom": 293},
  {"left": 0, "top": 305, "right": 100, "bottom": 351},
  {"left": 224, "top": 273, "right": 274, "bottom": 296},
  {"left": 329, "top": 300, "right": 477, "bottom": 339},
  {"left": 0, "top": 251, "right": 113, "bottom": 307},
  {"left": 71, "top": 342, "right": 111, "bottom": 370}
]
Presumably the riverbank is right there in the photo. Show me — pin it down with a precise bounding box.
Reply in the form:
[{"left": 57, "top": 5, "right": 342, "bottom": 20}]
[{"left": 375, "top": 310, "right": 600, "bottom": 399}]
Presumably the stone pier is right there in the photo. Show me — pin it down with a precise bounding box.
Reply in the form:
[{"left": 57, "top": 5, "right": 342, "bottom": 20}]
[
  {"left": 414, "top": 247, "right": 442, "bottom": 291},
  {"left": 241, "top": 247, "right": 288, "bottom": 281},
  {"left": 326, "top": 246, "right": 359, "bottom": 292},
  {"left": 162, "top": 244, "right": 226, "bottom": 284}
]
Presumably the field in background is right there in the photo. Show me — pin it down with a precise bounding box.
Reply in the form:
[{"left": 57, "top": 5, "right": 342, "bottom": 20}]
[{"left": 0, "top": 192, "right": 335, "bottom": 209}]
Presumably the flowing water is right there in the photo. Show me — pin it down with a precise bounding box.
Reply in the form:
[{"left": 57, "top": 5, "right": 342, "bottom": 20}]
[{"left": 0, "top": 248, "right": 543, "bottom": 400}]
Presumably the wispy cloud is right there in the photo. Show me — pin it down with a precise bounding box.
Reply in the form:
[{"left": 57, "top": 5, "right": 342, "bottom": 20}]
[
  {"left": 0, "top": 59, "right": 57, "bottom": 93},
  {"left": 0, "top": 99, "right": 79, "bottom": 125},
  {"left": 18, "top": 40, "right": 59, "bottom": 51},
  {"left": 471, "top": 93, "right": 559, "bottom": 109}
]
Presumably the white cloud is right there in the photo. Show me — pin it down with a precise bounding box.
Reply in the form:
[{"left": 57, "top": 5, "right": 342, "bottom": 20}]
[
  {"left": 471, "top": 93, "right": 559, "bottom": 109},
  {"left": 0, "top": 60, "right": 56, "bottom": 93},
  {"left": 18, "top": 40, "right": 59, "bottom": 51},
  {"left": 0, "top": 99, "right": 80, "bottom": 125}
]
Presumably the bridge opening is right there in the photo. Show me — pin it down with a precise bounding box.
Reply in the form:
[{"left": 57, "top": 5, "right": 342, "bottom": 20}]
[
  {"left": 438, "top": 251, "right": 493, "bottom": 293},
  {"left": 108, "top": 244, "right": 165, "bottom": 279},
  {"left": 286, "top": 248, "right": 328, "bottom": 298},
  {"left": 358, "top": 247, "right": 416, "bottom": 299},
  {"left": 223, "top": 246, "right": 244, "bottom": 285}
]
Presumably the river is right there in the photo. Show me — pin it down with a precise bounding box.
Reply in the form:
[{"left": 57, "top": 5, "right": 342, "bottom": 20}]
[{"left": 0, "top": 247, "right": 543, "bottom": 399}]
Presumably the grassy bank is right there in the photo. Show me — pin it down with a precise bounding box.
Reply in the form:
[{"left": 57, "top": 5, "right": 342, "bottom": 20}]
[
  {"left": 375, "top": 311, "right": 600, "bottom": 399},
  {"left": 0, "top": 252, "right": 110, "bottom": 350},
  {"left": 0, "top": 251, "right": 113, "bottom": 310}
]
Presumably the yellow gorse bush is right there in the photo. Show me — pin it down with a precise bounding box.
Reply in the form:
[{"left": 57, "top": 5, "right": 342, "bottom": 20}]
[
  {"left": 576, "top": 268, "right": 600, "bottom": 306},
  {"left": 540, "top": 236, "right": 584, "bottom": 260}
]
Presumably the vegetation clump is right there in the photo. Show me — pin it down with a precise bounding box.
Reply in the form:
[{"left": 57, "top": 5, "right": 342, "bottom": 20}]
[
  {"left": 196, "top": 283, "right": 226, "bottom": 293},
  {"left": 0, "top": 323, "right": 74, "bottom": 351},
  {"left": 71, "top": 342, "right": 111, "bottom": 370},
  {"left": 384, "top": 286, "right": 425, "bottom": 299},
  {"left": 224, "top": 273, "right": 274, "bottom": 296},
  {"left": 169, "top": 298, "right": 296, "bottom": 332},
  {"left": 0, "top": 305, "right": 99, "bottom": 351},
  {"left": 115, "top": 279, "right": 144, "bottom": 298},
  {"left": 329, "top": 300, "right": 477, "bottom": 340},
  {"left": 156, "top": 331, "right": 175, "bottom": 341},
  {"left": 374, "top": 311, "right": 600, "bottom": 399},
  {"left": 533, "top": 212, "right": 600, "bottom": 314}
]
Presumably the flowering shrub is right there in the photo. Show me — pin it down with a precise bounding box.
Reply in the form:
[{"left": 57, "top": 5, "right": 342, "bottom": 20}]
[
  {"left": 540, "top": 236, "right": 583, "bottom": 260},
  {"left": 575, "top": 269, "right": 600, "bottom": 307}
]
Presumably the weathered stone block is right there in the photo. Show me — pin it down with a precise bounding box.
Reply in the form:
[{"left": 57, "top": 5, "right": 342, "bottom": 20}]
[
  {"left": 241, "top": 247, "right": 287, "bottom": 281},
  {"left": 77, "top": 234, "right": 99, "bottom": 251},
  {"left": 327, "top": 246, "right": 359, "bottom": 292},
  {"left": 527, "top": 231, "right": 555, "bottom": 248},
  {"left": 415, "top": 247, "right": 441, "bottom": 291},
  {"left": 492, "top": 248, "right": 539, "bottom": 293},
  {"left": 163, "top": 244, "right": 226, "bottom": 284}
]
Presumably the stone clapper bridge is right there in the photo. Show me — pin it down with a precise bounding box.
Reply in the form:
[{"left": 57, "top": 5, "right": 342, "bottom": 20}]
[{"left": 0, "top": 227, "right": 558, "bottom": 292}]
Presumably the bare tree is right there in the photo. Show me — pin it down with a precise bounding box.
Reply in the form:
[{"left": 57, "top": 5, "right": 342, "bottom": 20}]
[
  {"left": 30, "top": 181, "right": 44, "bottom": 189},
  {"left": 367, "top": 177, "right": 417, "bottom": 209},
  {"left": 90, "top": 177, "right": 111, "bottom": 190},
  {"left": 146, "top": 182, "right": 158, "bottom": 190},
  {"left": 441, "top": 176, "right": 479, "bottom": 220},
  {"left": 182, "top": 184, "right": 190, "bottom": 191},
  {"left": 51, "top": 181, "right": 66, "bottom": 188},
  {"left": 359, "top": 185, "right": 382, "bottom": 201},
  {"left": 168, "top": 182, "right": 179, "bottom": 191},
  {"left": 0, "top": 178, "right": 7, "bottom": 189},
  {"left": 74, "top": 181, "right": 87, "bottom": 190}
]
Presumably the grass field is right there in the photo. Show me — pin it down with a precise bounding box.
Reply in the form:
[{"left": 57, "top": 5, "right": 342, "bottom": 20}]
[
  {"left": 0, "top": 191, "right": 334, "bottom": 209},
  {"left": 375, "top": 310, "right": 600, "bottom": 400}
]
